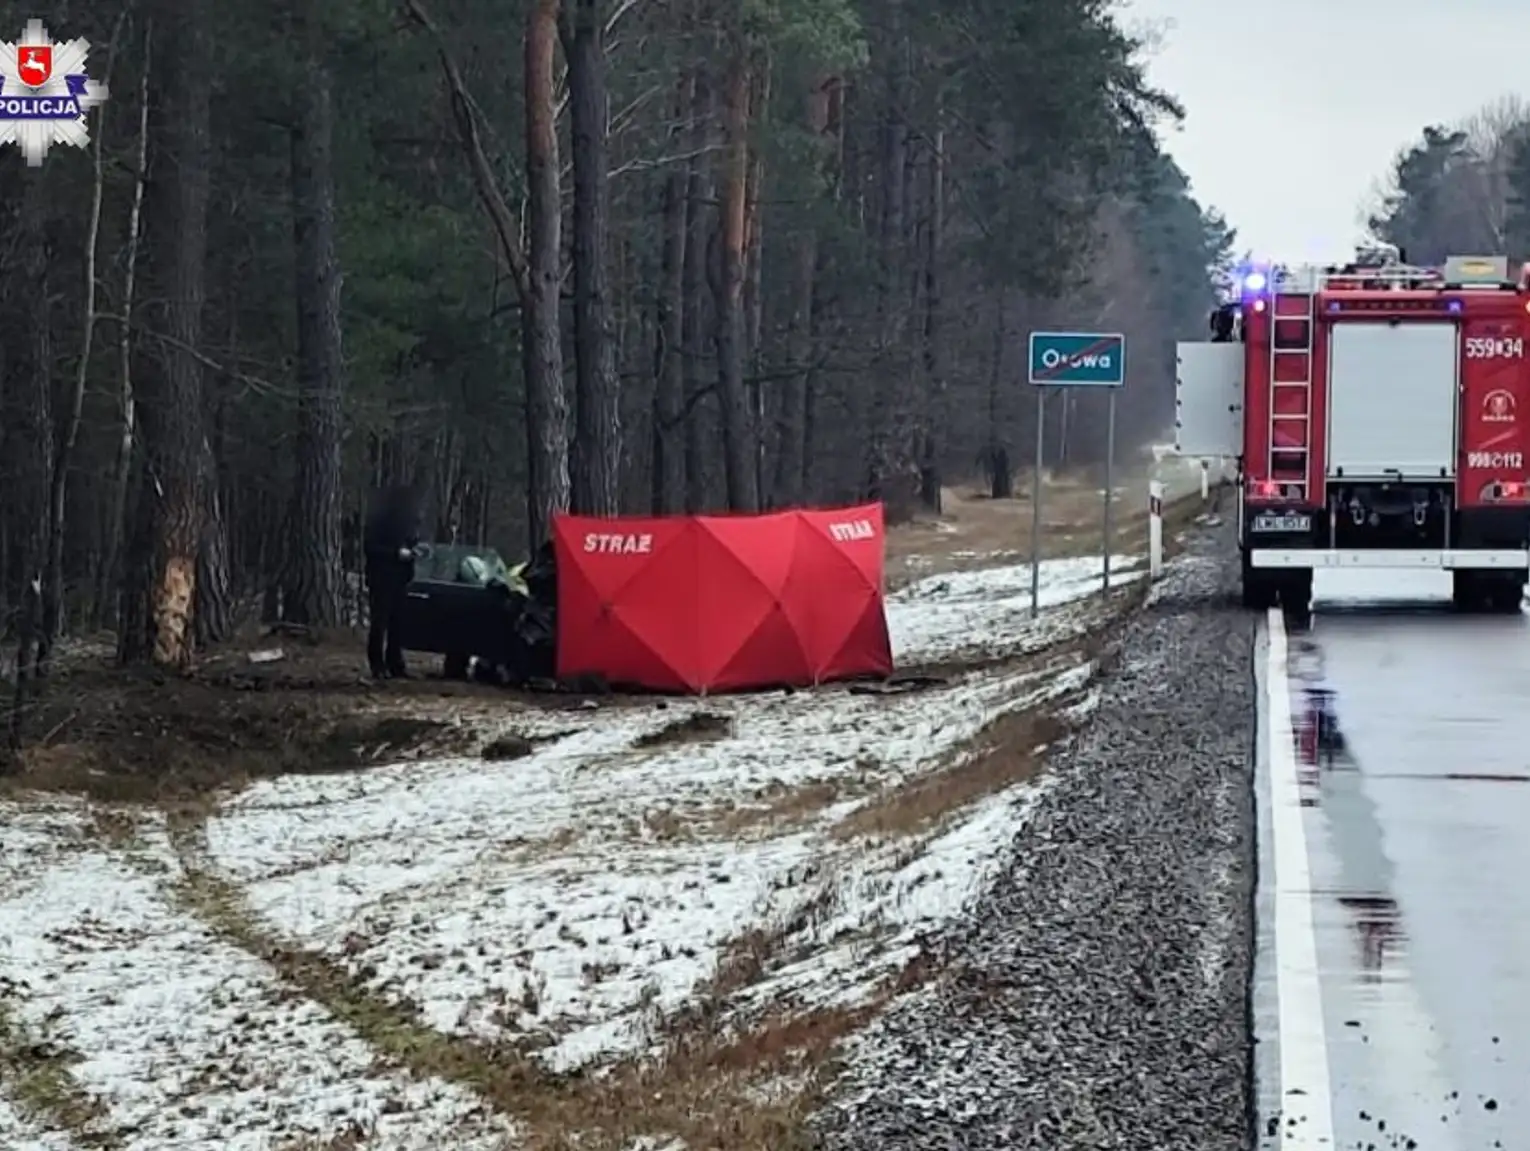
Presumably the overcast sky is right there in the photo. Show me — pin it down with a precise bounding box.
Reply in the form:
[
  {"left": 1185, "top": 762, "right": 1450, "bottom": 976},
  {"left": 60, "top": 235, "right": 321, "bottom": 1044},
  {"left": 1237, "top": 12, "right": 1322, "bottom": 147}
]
[{"left": 1123, "top": 0, "right": 1530, "bottom": 263}]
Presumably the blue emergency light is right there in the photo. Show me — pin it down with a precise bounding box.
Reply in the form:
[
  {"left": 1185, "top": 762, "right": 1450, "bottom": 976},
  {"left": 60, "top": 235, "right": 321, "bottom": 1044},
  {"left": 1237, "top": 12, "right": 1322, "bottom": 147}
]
[{"left": 1242, "top": 270, "right": 1267, "bottom": 293}]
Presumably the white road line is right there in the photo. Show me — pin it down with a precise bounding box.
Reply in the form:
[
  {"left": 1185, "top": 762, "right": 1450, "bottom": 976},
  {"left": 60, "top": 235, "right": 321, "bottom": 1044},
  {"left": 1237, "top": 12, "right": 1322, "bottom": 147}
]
[{"left": 1266, "top": 608, "right": 1335, "bottom": 1148}]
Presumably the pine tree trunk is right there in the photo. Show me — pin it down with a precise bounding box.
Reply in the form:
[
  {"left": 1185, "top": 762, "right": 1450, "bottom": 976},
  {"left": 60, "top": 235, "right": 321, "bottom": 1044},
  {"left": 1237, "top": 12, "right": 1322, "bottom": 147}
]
[
  {"left": 284, "top": 48, "right": 345, "bottom": 626},
  {"left": 681, "top": 66, "right": 715, "bottom": 513},
  {"left": 96, "top": 22, "right": 150, "bottom": 629},
  {"left": 566, "top": 0, "right": 621, "bottom": 516},
  {"left": 713, "top": 45, "right": 758, "bottom": 512},
  {"left": 116, "top": 460, "right": 152, "bottom": 660},
  {"left": 800, "top": 80, "right": 844, "bottom": 503},
  {"left": 986, "top": 292, "right": 1012, "bottom": 500},
  {"left": 772, "top": 76, "right": 832, "bottom": 510},
  {"left": 41, "top": 16, "right": 120, "bottom": 671},
  {"left": 650, "top": 72, "right": 690, "bottom": 515},
  {"left": 121, "top": 0, "right": 213, "bottom": 670},
  {"left": 7, "top": 179, "right": 53, "bottom": 694},
  {"left": 918, "top": 112, "right": 946, "bottom": 513},
  {"left": 194, "top": 443, "right": 235, "bottom": 646},
  {"left": 868, "top": 3, "right": 909, "bottom": 501},
  {"left": 523, "top": 0, "right": 571, "bottom": 546},
  {"left": 743, "top": 57, "right": 770, "bottom": 504}
]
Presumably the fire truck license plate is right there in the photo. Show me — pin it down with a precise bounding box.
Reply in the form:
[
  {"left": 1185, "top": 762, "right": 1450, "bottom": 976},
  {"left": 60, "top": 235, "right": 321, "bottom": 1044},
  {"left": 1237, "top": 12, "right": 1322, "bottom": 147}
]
[
  {"left": 1464, "top": 337, "right": 1524, "bottom": 358},
  {"left": 1252, "top": 513, "right": 1311, "bottom": 532},
  {"left": 1468, "top": 451, "right": 1524, "bottom": 468}
]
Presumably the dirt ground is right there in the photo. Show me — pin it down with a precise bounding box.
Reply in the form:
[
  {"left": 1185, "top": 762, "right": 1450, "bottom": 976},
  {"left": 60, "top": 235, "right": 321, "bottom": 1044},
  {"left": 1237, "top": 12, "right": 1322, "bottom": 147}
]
[
  {"left": 0, "top": 471, "right": 1213, "bottom": 806},
  {"left": 0, "top": 630, "right": 584, "bottom": 804}
]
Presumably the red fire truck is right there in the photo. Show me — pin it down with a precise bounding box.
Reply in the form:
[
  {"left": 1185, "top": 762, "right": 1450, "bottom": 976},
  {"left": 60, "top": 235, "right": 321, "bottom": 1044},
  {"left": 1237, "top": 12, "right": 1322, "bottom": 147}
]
[{"left": 1175, "top": 250, "right": 1530, "bottom": 611}]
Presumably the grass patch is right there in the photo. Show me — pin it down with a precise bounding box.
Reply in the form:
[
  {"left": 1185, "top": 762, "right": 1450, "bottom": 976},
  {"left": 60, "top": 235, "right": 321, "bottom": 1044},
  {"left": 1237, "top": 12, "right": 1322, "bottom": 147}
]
[
  {"left": 830, "top": 611, "right": 1136, "bottom": 843},
  {"left": 887, "top": 475, "right": 1219, "bottom": 590},
  {"left": 84, "top": 805, "right": 141, "bottom": 849},
  {"left": 493, "top": 824, "right": 581, "bottom": 861},
  {"left": 694, "top": 884, "right": 847, "bottom": 1009},
  {"left": 0, "top": 995, "right": 114, "bottom": 1145},
  {"left": 717, "top": 776, "right": 870, "bottom": 835},
  {"left": 831, "top": 708, "right": 1067, "bottom": 842},
  {"left": 634, "top": 771, "right": 881, "bottom": 845},
  {"left": 1117, "top": 489, "right": 1216, "bottom": 558}
]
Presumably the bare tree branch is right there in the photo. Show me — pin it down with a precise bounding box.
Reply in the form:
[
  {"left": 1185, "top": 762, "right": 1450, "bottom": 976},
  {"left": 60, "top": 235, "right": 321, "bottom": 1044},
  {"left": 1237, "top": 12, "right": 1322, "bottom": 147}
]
[
  {"left": 403, "top": 0, "right": 531, "bottom": 296},
  {"left": 608, "top": 143, "right": 726, "bottom": 179},
  {"left": 605, "top": 0, "right": 645, "bottom": 37},
  {"left": 96, "top": 313, "right": 290, "bottom": 399}
]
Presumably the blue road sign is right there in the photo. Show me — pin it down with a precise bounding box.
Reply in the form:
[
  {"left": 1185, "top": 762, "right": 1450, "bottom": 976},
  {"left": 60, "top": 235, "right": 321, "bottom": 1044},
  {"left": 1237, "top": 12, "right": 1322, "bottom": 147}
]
[{"left": 1027, "top": 331, "right": 1126, "bottom": 386}]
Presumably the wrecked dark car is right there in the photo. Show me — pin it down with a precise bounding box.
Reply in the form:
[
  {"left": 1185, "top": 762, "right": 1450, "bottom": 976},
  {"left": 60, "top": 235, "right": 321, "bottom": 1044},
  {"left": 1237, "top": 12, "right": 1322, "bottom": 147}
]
[{"left": 394, "top": 542, "right": 556, "bottom": 684}]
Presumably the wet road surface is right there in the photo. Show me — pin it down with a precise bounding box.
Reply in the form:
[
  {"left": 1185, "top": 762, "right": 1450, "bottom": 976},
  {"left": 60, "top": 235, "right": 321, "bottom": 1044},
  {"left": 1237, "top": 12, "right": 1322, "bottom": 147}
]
[{"left": 1255, "top": 570, "right": 1525, "bottom": 1149}]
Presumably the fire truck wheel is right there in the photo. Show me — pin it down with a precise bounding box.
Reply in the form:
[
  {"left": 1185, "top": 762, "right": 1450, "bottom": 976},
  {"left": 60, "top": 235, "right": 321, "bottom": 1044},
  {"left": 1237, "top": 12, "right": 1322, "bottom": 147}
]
[
  {"left": 1450, "top": 571, "right": 1521, "bottom": 613},
  {"left": 1240, "top": 571, "right": 1278, "bottom": 610},
  {"left": 1239, "top": 552, "right": 1268, "bottom": 609},
  {"left": 1451, "top": 571, "right": 1476, "bottom": 611},
  {"left": 1281, "top": 570, "right": 1313, "bottom": 612},
  {"left": 1486, "top": 573, "right": 1526, "bottom": 614}
]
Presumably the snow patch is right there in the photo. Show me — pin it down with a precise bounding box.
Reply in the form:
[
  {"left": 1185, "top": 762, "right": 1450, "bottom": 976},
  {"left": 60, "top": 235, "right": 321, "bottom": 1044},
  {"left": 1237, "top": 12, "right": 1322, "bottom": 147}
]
[
  {"left": 0, "top": 808, "right": 512, "bottom": 1150},
  {"left": 888, "top": 554, "right": 1143, "bottom": 662},
  {"left": 0, "top": 1096, "right": 75, "bottom": 1151},
  {"left": 202, "top": 657, "right": 1088, "bottom": 1072},
  {"left": 739, "top": 775, "right": 1060, "bottom": 1015}
]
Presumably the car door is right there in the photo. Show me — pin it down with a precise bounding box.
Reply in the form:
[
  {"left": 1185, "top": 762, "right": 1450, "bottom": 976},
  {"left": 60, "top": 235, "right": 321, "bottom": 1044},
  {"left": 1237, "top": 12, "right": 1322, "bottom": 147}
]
[
  {"left": 406, "top": 580, "right": 517, "bottom": 662},
  {"left": 396, "top": 544, "right": 471, "bottom": 654},
  {"left": 396, "top": 578, "right": 452, "bottom": 653}
]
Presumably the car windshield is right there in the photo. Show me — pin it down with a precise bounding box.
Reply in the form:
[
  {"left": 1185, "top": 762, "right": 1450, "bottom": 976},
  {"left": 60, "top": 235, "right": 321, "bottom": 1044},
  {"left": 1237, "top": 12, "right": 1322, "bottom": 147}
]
[{"left": 414, "top": 543, "right": 510, "bottom": 586}]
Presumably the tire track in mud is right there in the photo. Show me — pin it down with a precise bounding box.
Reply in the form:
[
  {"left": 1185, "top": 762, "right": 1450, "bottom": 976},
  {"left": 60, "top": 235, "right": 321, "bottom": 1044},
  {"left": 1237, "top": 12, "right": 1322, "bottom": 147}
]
[
  {"left": 158, "top": 812, "right": 529, "bottom": 1140},
  {"left": 0, "top": 803, "right": 512, "bottom": 1150},
  {"left": 162, "top": 807, "right": 925, "bottom": 1151}
]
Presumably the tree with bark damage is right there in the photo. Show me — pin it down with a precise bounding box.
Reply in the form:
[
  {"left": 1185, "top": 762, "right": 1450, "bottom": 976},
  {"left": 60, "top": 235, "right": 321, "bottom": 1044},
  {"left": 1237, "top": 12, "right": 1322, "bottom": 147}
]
[{"left": 119, "top": 0, "right": 215, "bottom": 670}]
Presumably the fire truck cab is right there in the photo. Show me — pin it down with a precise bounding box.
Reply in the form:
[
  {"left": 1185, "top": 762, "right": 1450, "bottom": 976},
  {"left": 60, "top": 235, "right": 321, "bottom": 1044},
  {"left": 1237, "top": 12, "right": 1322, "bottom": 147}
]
[{"left": 1175, "top": 250, "right": 1530, "bottom": 612}]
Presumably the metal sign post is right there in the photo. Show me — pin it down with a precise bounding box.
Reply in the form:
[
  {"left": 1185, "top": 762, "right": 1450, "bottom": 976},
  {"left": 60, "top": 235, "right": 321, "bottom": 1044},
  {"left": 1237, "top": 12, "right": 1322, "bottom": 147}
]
[
  {"left": 1027, "top": 330, "right": 1127, "bottom": 605},
  {"left": 1029, "top": 386, "right": 1046, "bottom": 617},
  {"left": 1103, "top": 389, "right": 1116, "bottom": 589}
]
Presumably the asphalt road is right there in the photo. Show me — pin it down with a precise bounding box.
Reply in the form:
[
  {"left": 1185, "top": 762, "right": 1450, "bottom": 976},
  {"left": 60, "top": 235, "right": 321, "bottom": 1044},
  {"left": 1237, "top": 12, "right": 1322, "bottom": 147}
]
[{"left": 1255, "top": 570, "right": 1526, "bottom": 1150}]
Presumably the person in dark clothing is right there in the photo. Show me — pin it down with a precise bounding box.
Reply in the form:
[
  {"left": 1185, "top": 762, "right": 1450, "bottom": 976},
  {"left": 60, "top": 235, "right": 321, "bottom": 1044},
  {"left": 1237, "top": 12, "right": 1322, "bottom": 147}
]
[{"left": 363, "top": 484, "right": 423, "bottom": 678}]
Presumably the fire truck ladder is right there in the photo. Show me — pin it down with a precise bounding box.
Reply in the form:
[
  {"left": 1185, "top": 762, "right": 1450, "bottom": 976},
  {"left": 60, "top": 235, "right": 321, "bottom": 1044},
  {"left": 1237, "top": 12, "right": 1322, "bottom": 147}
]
[{"left": 1268, "top": 293, "right": 1315, "bottom": 499}]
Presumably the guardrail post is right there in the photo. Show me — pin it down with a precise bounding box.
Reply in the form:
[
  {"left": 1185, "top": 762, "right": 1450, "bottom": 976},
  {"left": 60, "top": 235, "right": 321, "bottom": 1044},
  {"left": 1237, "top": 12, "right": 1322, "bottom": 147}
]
[
  {"left": 1200, "top": 459, "right": 1209, "bottom": 501},
  {"left": 1149, "top": 480, "right": 1164, "bottom": 580}
]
